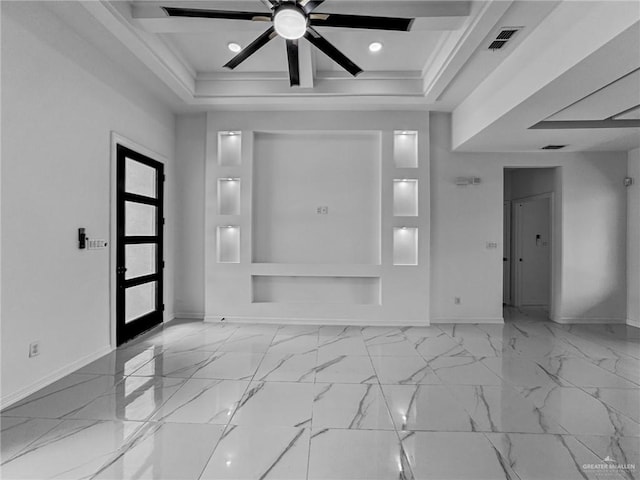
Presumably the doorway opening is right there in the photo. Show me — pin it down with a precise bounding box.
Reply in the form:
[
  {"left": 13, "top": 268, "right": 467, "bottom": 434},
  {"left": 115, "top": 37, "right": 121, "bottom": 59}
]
[{"left": 503, "top": 168, "right": 557, "bottom": 318}]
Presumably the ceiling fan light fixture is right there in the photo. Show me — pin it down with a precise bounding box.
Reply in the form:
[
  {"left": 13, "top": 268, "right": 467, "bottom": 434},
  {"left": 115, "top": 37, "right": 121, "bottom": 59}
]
[
  {"left": 368, "top": 41, "right": 383, "bottom": 52},
  {"left": 227, "top": 42, "right": 242, "bottom": 53},
  {"left": 273, "top": 5, "right": 307, "bottom": 40}
]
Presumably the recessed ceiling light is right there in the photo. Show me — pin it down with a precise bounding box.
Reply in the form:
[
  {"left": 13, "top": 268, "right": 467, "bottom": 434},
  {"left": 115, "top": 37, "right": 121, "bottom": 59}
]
[
  {"left": 227, "top": 42, "right": 242, "bottom": 53},
  {"left": 368, "top": 42, "right": 383, "bottom": 53}
]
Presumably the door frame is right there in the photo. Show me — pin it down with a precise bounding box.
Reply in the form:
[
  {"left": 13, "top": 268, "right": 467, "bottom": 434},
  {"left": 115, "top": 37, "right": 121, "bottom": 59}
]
[
  {"left": 511, "top": 192, "right": 554, "bottom": 310},
  {"left": 110, "top": 133, "right": 168, "bottom": 349}
]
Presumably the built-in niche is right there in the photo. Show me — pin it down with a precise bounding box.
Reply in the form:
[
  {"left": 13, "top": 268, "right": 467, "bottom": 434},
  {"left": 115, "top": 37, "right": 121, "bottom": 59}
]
[
  {"left": 393, "top": 227, "right": 418, "bottom": 265},
  {"left": 218, "top": 178, "right": 241, "bottom": 215},
  {"left": 252, "top": 131, "right": 381, "bottom": 264},
  {"left": 218, "top": 131, "right": 242, "bottom": 166},
  {"left": 216, "top": 226, "right": 240, "bottom": 263},
  {"left": 393, "top": 179, "right": 418, "bottom": 216},
  {"left": 252, "top": 275, "right": 381, "bottom": 305},
  {"left": 393, "top": 130, "right": 418, "bottom": 168}
]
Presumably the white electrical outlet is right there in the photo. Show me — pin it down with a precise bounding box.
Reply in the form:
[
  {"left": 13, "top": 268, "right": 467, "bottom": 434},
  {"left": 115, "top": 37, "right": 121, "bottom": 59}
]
[
  {"left": 29, "top": 341, "right": 40, "bottom": 358},
  {"left": 87, "top": 239, "right": 108, "bottom": 250},
  {"left": 454, "top": 297, "right": 461, "bottom": 305},
  {"left": 316, "top": 206, "right": 329, "bottom": 214}
]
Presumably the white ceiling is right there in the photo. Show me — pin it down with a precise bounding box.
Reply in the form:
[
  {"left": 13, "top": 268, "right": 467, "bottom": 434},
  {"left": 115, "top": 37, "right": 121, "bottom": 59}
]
[
  {"left": 546, "top": 70, "right": 640, "bottom": 122},
  {"left": 50, "top": 0, "right": 640, "bottom": 152}
]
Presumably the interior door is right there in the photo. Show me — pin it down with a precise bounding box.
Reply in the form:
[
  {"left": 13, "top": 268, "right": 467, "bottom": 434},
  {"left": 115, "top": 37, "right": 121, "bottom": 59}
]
[
  {"left": 116, "top": 145, "right": 164, "bottom": 346},
  {"left": 503, "top": 201, "right": 512, "bottom": 305},
  {"left": 515, "top": 197, "right": 550, "bottom": 307}
]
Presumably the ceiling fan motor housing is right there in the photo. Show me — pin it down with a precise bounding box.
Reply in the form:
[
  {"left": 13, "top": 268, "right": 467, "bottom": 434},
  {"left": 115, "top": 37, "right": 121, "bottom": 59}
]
[{"left": 273, "top": 3, "right": 308, "bottom": 39}]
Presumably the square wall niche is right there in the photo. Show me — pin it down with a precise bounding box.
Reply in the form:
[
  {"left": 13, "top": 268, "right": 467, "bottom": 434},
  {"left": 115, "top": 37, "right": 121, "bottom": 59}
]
[
  {"left": 393, "top": 130, "right": 418, "bottom": 168},
  {"left": 393, "top": 227, "right": 418, "bottom": 265},
  {"left": 218, "top": 131, "right": 242, "bottom": 166},
  {"left": 252, "top": 131, "right": 381, "bottom": 264},
  {"left": 217, "top": 226, "right": 240, "bottom": 263},
  {"left": 218, "top": 178, "right": 241, "bottom": 215},
  {"left": 393, "top": 179, "right": 418, "bottom": 216}
]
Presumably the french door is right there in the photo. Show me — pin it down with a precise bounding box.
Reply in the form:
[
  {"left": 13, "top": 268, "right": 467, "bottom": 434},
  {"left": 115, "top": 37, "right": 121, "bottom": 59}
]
[{"left": 116, "top": 145, "right": 164, "bottom": 346}]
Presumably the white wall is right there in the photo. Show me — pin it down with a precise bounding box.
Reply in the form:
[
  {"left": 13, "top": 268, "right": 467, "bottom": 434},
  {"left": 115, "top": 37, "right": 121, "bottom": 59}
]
[
  {"left": 431, "top": 112, "right": 627, "bottom": 323},
  {"left": 628, "top": 148, "right": 640, "bottom": 327},
  {"left": 174, "top": 114, "right": 206, "bottom": 318},
  {"left": 1, "top": 2, "right": 175, "bottom": 407}
]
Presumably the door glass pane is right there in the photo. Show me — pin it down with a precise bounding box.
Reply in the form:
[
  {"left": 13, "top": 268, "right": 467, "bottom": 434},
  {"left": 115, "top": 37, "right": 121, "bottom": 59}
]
[
  {"left": 126, "top": 202, "right": 156, "bottom": 236},
  {"left": 126, "top": 282, "right": 156, "bottom": 323},
  {"left": 126, "top": 158, "right": 156, "bottom": 198},
  {"left": 125, "top": 244, "right": 156, "bottom": 279}
]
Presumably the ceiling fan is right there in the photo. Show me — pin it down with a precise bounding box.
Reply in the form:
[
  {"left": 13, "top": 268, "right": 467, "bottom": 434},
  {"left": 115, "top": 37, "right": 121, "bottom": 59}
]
[{"left": 162, "top": 1, "right": 414, "bottom": 86}]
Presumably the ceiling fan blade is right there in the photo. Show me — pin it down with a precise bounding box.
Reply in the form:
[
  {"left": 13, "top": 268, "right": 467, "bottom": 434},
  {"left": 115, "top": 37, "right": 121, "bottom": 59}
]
[
  {"left": 304, "top": 27, "right": 362, "bottom": 76},
  {"left": 286, "top": 39, "right": 300, "bottom": 87},
  {"left": 259, "top": 0, "right": 277, "bottom": 10},
  {"left": 162, "top": 7, "right": 270, "bottom": 22},
  {"left": 224, "top": 27, "right": 277, "bottom": 70},
  {"left": 309, "top": 13, "right": 414, "bottom": 31},
  {"left": 299, "top": 0, "right": 325, "bottom": 13}
]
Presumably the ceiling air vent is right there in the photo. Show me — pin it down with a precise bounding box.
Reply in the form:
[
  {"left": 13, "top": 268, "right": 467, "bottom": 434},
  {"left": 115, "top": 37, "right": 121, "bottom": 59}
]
[
  {"left": 541, "top": 145, "right": 567, "bottom": 150},
  {"left": 488, "top": 27, "right": 522, "bottom": 51}
]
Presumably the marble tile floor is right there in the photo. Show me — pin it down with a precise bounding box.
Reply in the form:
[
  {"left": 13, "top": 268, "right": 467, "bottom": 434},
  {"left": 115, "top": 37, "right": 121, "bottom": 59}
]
[{"left": 1, "top": 308, "right": 639, "bottom": 479}]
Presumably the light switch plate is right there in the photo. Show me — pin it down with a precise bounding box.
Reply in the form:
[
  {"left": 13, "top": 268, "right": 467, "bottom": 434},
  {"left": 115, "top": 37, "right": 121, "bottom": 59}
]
[{"left": 87, "top": 239, "right": 108, "bottom": 250}]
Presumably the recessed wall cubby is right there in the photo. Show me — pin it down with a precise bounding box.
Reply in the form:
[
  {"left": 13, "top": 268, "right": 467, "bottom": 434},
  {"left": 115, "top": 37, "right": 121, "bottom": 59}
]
[
  {"left": 252, "top": 131, "right": 381, "bottom": 264},
  {"left": 393, "top": 179, "right": 418, "bottom": 216},
  {"left": 218, "top": 178, "right": 241, "bottom": 215},
  {"left": 393, "top": 130, "right": 418, "bottom": 168},
  {"left": 393, "top": 227, "right": 418, "bottom": 265},
  {"left": 252, "top": 276, "right": 381, "bottom": 305},
  {"left": 218, "top": 131, "right": 242, "bottom": 166},
  {"left": 217, "top": 226, "right": 240, "bottom": 263}
]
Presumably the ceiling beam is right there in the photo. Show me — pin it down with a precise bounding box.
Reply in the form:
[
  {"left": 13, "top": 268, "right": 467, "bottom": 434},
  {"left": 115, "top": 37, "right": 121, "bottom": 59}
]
[
  {"left": 452, "top": 2, "right": 640, "bottom": 151},
  {"left": 298, "top": 39, "right": 315, "bottom": 89}
]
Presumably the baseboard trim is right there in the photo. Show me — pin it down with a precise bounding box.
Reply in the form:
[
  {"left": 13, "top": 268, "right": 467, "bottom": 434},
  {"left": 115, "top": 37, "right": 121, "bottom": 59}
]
[
  {"left": 173, "top": 312, "right": 205, "bottom": 320},
  {"left": 205, "top": 315, "right": 431, "bottom": 327},
  {"left": 0, "top": 345, "right": 113, "bottom": 411},
  {"left": 627, "top": 318, "right": 640, "bottom": 328},
  {"left": 554, "top": 317, "right": 627, "bottom": 325},
  {"left": 431, "top": 317, "right": 504, "bottom": 325}
]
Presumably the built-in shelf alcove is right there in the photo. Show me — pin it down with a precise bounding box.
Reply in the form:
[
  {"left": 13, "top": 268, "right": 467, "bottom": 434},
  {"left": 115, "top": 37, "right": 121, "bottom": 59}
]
[
  {"left": 252, "top": 275, "right": 381, "bottom": 305},
  {"left": 393, "top": 179, "right": 418, "bottom": 216},
  {"left": 393, "top": 227, "right": 418, "bottom": 265},
  {"left": 216, "top": 225, "right": 240, "bottom": 263},
  {"left": 218, "top": 131, "right": 242, "bottom": 166},
  {"left": 218, "top": 178, "right": 241, "bottom": 215},
  {"left": 393, "top": 130, "right": 418, "bottom": 168}
]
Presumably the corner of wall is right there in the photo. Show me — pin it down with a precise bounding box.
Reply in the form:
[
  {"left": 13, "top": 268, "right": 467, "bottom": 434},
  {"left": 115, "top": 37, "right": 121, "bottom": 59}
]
[{"left": 627, "top": 147, "right": 640, "bottom": 327}]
